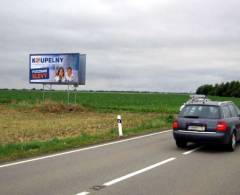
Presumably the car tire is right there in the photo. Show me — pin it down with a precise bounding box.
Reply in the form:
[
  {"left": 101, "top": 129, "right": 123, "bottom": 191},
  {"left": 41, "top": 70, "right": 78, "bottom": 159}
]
[
  {"left": 227, "top": 132, "right": 237, "bottom": 152},
  {"left": 176, "top": 140, "right": 187, "bottom": 148}
]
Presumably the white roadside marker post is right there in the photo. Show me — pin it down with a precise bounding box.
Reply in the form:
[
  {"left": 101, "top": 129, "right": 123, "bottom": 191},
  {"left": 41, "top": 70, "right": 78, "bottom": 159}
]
[{"left": 117, "top": 115, "right": 123, "bottom": 136}]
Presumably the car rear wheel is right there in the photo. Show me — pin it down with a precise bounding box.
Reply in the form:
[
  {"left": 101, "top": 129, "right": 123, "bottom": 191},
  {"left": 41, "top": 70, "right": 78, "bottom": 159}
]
[
  {"left": 227, "top": 133, "right": 237, "bottom": 152},
  {"left": 176, "top": 140, "right": 187, "bottom": 148}
]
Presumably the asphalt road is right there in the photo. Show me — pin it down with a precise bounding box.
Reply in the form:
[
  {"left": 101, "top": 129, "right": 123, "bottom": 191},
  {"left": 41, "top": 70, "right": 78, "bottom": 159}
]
[{"left": 1, "top": 130, "right": 240, "bottom": 195}]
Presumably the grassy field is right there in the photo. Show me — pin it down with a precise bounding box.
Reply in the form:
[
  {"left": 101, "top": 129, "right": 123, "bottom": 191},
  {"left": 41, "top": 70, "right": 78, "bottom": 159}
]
[
  {"left": 0, "top": 90, "right": 183, "bottom": 162},
  {"left": 1, "top": 89, "right": 240, "bottom": 162},
  {"left": 0, "top": 90, "right": 189, "bottom": 113},
  {"left": 0, "top": 103, "right": 167, "bottom": 144}
]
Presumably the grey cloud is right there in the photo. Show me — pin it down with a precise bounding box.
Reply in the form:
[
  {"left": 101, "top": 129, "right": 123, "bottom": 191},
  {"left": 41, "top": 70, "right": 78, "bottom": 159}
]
[{"left": 0, "top": 0, "right": 240, "bottom": 92}]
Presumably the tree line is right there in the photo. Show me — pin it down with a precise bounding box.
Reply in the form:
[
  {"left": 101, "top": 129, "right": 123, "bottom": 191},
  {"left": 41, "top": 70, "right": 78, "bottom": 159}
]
[{"left": 196, "top": 81, "right": 240, "bottom": 97}]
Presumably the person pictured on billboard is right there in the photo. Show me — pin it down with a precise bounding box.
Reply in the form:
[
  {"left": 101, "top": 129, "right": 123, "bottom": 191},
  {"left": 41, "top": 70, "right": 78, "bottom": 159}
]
[
  {"left": 66, "top": 66, "right": 74, "bottom": 82},
  {"left": 55, "top": 67, "right": 66, "bottom": 83}
]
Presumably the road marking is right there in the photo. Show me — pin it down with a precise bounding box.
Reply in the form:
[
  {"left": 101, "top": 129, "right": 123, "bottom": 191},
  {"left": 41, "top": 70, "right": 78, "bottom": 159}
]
[
  {"left": 0, "top": 130, "right": 172, "bottom": 169},
  {"left": 103, "top": 157, "right": 176, "bottom": 186},
  {"left": 75, "top": 192, "right": 89, "bottom": 195},
  {"left": 182, "top": 146, "right": 203, "bottom": 155}
]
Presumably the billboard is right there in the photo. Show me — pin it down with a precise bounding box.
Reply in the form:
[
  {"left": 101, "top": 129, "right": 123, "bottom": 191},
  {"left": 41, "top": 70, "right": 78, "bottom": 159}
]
[{"left": 29, "top": 53, "right": 86, "bottom": 85}]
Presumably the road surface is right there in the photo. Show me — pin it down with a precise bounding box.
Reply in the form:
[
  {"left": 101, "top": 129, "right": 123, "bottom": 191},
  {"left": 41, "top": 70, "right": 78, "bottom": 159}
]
[{"left": 1, "top": 130, "right": 240, "bottom": 195}]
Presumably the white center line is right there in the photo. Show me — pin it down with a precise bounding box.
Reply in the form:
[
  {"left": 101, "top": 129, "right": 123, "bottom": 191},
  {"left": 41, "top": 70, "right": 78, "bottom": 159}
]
[
  {"left": 0, "top": 130, "right": 172, "bottom": 169},
  {"left": 182, "top": 146, "right": 203, "bottom": 155},
  {"left": 75, "top": 191, "right": 89, "bottom": 195},
  {"left": 103, "top": 157, "right": 176, "bottom": 186}
]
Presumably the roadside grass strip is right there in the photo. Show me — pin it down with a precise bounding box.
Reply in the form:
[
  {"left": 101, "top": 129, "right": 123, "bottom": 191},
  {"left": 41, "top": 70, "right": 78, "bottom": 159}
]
[{"left": 0, "top": 130, "right": 172, "bottom": 168}]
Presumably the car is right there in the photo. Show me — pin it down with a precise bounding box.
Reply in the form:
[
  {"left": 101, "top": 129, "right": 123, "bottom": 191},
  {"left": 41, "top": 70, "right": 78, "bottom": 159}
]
[{"left": 173, "top": 96, "right": 240, "bottom": 151}]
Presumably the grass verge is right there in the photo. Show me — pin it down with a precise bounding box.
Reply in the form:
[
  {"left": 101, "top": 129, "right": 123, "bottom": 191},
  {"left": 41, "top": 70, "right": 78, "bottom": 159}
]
[{"left": 0, "top": 115, "right": 172, "bottom": 163}]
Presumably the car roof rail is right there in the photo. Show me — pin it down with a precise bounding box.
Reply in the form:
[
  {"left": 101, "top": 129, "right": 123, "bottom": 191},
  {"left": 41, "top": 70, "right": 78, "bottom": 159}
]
[
  {"left": 219, "top": 101, "right": 233, "bottom": 105},
  {"left": 187, "top": 94, "right": 210, "bottom": 104},
  {"left": 180, "top": 94, "right": 212, "bottom": 111}
]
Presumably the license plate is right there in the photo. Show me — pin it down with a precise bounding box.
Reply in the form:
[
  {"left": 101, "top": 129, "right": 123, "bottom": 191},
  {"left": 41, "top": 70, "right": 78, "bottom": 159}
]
[{"left": 188, "top": 126, "right": 205, "bottom": 131}]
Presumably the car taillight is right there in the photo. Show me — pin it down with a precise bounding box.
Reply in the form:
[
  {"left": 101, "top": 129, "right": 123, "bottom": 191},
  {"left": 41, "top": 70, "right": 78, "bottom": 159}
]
[
  {"left": 216, "top": 121, "right": 228, "bottom": 131},
  {"left": 172, "top": 120, "right": 179, "bottom": 130}
]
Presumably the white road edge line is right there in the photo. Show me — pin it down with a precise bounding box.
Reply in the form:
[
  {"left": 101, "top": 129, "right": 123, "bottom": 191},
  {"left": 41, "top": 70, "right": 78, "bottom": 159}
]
[
  {"left": 0, "top": 130, "right": 172, "bottom": 169},
  {"left": 75, "top": 191, "right": 89, "bottom": 195},
  {"left": 103, "top": 157, "right": 176, "bottom": 186},
  {"left": 182, "top": 146, "right": 203, "bottom": 155}
]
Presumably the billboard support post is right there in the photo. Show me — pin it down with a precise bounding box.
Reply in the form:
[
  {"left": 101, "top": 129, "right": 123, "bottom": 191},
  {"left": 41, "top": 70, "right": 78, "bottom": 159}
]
[
  {"left": 42, "top": 84, "right": 45, "bottom": 102},
  {"left": 74, "top": 83, "right": 79, "bottom": 105},
  {"left": 67, "top": 84, "right": 70, "bottom": 105},
  {"left": 66, "top": 84, "right": 78, "bottom": 105},
  {"left": 42, "top": 84, "right": 52, "bottom": 103},
  {"left": 74, "top": 86, "right": 77, "bottom": 105}
]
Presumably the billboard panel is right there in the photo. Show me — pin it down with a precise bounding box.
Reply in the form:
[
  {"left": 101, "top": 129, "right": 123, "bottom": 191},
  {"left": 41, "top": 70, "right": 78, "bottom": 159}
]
[{"left": 29, "top": 53, "right": 86, "bottom": 85}]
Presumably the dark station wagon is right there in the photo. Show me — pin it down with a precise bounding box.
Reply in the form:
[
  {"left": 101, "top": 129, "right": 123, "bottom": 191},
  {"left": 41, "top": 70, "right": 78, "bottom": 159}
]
[{"left": 173, "top": 96, "right": 240, "bottom": 151}]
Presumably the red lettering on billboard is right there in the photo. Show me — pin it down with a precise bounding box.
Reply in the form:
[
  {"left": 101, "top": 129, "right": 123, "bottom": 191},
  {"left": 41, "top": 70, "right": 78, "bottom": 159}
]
[{"left": 32, "top": 73, "right": 48, "bottom": 79}]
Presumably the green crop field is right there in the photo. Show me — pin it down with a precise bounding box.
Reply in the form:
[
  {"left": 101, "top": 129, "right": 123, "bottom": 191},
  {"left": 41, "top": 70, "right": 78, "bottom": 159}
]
[
  {"left": 1, "top": 90, "right": 240, "bottom": 112},
  {"left": 1, "top": 89, "right": 240, "bottom": 162},
  {"left": 0, "top": 90, "right": 189, "bottom": 113}
]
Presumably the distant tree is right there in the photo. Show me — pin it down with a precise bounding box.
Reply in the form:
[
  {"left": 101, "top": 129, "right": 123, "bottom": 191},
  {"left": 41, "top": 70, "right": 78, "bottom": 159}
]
[
  {"left": 196, "top": 80, "right": 240, "bottom": 97},
  {"left": 196, "top": 84, "right": 214, "bottom": 95},
  {"left": 215, "top": 83, "right": 225, "bottom": 96},
  {"left": 222, "top": 82, "right": 230, "bottom": 96}
]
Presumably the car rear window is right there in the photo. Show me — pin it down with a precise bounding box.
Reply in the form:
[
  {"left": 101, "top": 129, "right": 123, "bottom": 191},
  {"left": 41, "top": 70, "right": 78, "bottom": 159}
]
[
  {"left": 179, "top": 105, "right": 220, "bottom": 119},
  {"left": 228, "top": 104, "right": 238, "bottom": 117},
  {"left": 222, "top": 105, "right": 231, "bottom": 118}
]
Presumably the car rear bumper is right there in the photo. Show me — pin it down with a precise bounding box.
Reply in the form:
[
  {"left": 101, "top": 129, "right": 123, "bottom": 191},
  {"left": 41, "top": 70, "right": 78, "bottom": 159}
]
[{"left": 173, "top": 130, "right": 230, "bottom": 144}]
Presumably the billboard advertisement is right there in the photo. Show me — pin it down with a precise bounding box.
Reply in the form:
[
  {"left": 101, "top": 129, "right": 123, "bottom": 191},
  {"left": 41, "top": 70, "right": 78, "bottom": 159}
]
[{"left": 29, "top": 53, "right": 86, "bottom": 85}]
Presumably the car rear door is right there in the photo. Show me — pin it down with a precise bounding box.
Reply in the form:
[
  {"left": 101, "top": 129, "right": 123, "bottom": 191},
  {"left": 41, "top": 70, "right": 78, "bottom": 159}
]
[
  {"left": 222, "top": 105, "right": 232, "bottom": 129},
  {"left": 228, "top": 104, "right": 240, "bottom": 139}
]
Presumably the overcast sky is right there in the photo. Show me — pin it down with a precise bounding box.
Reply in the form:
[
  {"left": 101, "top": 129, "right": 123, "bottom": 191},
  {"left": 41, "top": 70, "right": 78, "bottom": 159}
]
[{"left": 1, "top": 0, "right": 240, "bottom": 92}]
